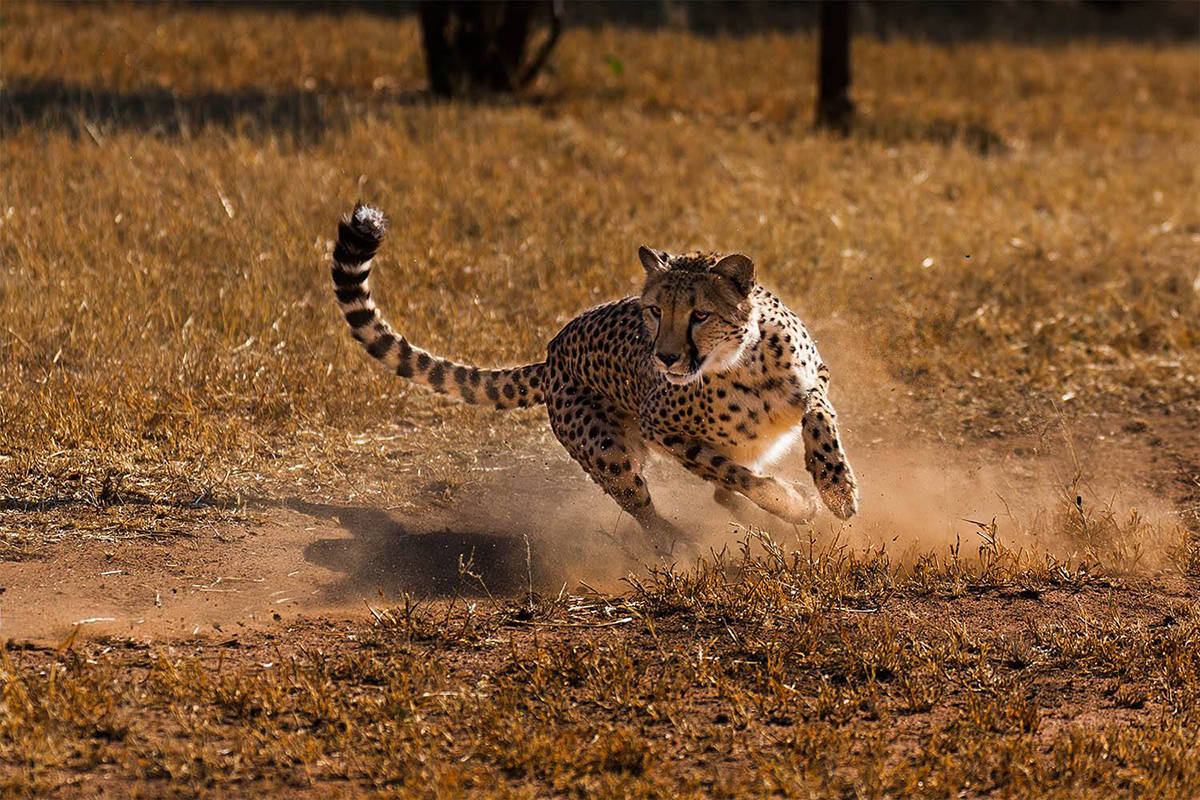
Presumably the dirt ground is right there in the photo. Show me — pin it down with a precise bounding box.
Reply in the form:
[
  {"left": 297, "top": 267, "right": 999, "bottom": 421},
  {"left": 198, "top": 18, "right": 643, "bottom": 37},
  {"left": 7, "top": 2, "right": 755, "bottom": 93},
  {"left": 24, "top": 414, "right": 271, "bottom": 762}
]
[
  {"left": 4, "top": 403, "right": 1194, "bottom": 645},
  {"left": 3, "top": 397, "right": 1198, "bottom": 799}
]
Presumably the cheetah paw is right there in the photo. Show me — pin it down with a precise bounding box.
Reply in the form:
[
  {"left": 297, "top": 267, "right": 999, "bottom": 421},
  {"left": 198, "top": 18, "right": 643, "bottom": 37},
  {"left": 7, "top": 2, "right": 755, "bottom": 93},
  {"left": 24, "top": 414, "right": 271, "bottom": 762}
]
[
  {"left": 819, "top": 480, "right": 859, "bottom": 521},
  {"left": 756, "top": 480, "right": 818, "bottom": 526}
]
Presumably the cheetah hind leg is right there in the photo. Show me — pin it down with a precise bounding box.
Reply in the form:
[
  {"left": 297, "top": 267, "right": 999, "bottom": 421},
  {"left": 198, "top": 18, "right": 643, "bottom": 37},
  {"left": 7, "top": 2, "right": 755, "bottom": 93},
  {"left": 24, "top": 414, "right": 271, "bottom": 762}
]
[
  {"left": 653, "top": 433, "right": 817, "bottom": 526},
  {"left": 547, "top": 396, "right": 688, "bottom": 555},
  {"left": 713, "top": 486, "right": 757, "bottom": 518}
]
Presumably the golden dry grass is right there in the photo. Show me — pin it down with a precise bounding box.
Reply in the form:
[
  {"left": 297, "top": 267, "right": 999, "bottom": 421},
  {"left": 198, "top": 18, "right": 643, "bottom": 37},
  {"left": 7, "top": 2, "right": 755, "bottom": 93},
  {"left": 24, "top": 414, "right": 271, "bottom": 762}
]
[
  {"left": 2, "top": 2, "right": 1196, "bottom": 521},
  {"left": 3, "top": 532, "right": 1199, "bottom": 798},
  {"left": 1, "top": 2, "right": 1199, "bottom": 797}
]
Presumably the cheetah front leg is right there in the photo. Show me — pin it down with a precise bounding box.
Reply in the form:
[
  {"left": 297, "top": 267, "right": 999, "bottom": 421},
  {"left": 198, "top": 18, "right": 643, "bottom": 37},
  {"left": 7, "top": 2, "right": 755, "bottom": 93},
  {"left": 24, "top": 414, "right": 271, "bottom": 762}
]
[
  {"left": 801, "top": 390, "right": 859, "bottom": 520},
  {"left": 651, "top": 433, "right": 817, "bottom": 525}
]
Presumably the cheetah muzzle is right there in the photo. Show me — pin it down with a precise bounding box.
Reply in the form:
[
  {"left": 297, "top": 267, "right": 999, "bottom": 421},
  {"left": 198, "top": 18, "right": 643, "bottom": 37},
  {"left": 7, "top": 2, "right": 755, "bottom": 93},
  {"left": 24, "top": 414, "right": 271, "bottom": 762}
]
[{"left": 330, "top": 203, "right": 860, "bottom": 550}]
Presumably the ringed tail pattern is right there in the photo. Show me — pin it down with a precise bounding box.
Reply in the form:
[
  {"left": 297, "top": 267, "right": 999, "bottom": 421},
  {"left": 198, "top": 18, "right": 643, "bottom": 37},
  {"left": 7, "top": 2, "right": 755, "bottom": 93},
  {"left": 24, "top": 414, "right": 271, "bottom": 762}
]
[{"left": 331, "top": 203, "right": 547, "bottom": 409}]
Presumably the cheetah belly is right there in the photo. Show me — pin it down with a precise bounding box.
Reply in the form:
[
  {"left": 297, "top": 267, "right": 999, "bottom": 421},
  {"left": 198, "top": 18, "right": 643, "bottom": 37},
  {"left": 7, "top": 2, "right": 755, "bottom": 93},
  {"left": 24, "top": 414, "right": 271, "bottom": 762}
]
[
  {"left": 692, "top": 375, "right": 806, "bottom": 470},
  {"left": 715, "top": 418, "right": 803, "bottom": 471}
]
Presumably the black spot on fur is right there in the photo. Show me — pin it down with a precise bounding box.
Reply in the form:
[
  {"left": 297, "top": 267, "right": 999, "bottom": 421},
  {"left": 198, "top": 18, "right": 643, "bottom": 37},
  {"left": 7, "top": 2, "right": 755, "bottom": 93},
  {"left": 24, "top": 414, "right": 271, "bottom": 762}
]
[
  {"left": 366, "top": 333, "right": 396, "bottom": 359},
  {"left": 344, "top": 308, "right": 375, "bottom": 328},
  {"left": 331, "top": 266, "right": 368, "bottom": 287},
  {"left": 428, "top": 363, "right": 445, "bottom": 388},
  {"left": 335, "top": 285, "right": 368, "bottom": 304}
]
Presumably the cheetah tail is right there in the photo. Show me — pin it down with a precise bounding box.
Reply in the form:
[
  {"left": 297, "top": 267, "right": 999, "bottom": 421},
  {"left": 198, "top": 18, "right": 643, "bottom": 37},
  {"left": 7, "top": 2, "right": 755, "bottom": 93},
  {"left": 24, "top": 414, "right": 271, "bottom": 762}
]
[{"left": 330, "top": 203, "right": 547, "bottom": 410}]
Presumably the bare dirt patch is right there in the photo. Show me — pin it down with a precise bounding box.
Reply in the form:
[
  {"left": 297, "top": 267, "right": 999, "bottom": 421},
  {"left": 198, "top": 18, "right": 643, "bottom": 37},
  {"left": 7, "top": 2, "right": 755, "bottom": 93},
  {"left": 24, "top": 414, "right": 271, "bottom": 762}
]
[{"left": 4, "top": 407, "right": 1192, "bottom": 643}]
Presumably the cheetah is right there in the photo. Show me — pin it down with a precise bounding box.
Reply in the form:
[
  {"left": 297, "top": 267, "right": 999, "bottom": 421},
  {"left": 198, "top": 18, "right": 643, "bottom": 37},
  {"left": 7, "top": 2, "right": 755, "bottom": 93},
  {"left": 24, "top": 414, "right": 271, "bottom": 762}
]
[{"left": 330, "top": 204, "right": 858, "bottom": 547}]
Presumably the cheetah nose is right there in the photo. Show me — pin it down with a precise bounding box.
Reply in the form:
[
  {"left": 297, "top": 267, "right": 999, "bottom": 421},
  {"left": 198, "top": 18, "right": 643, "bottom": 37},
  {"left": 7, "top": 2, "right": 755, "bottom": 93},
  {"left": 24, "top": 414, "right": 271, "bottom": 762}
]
[{"left": 656, "top": 351, "right": 681, "bottom": 368}]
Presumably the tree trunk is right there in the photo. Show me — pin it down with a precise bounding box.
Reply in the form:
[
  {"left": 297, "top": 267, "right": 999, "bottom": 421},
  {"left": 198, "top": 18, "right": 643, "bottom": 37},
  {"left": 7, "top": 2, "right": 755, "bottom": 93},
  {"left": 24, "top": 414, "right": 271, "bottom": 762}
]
[
  {"left": 418, "top": 1, "right": 561, "bottom": 98},
  {"left": 419, "top": 2, "right": 456, "bottom": 97},
  {"left": 815, "top": 0, "right": 855, "bottom": 131}
]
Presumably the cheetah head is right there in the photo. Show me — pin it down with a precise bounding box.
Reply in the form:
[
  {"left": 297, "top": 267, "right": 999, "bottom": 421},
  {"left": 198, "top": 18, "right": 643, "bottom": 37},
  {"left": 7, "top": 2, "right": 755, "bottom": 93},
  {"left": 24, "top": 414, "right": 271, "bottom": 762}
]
[{"left": 638, "top": 247, "right": 760, "bottom": 385}]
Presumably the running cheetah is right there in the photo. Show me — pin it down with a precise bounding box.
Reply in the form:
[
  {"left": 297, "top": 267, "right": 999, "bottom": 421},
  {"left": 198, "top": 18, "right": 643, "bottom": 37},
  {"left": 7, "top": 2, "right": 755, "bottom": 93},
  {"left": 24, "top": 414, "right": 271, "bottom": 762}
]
[{"left": 331, "top": 204, "right": 858, "bottom": 546}]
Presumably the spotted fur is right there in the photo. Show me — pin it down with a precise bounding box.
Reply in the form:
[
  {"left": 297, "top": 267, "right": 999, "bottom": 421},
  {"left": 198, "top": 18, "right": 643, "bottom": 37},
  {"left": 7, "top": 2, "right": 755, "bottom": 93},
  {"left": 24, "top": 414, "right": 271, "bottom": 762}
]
[{"left": 331, "top": 204, "right": 859, "bottom": 545}]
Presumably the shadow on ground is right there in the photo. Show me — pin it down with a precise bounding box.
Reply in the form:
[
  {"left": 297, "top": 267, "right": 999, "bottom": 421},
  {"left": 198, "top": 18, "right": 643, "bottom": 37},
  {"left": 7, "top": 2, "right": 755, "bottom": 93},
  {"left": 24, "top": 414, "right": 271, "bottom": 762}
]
[
  {"left": 3, "top": 80, "right": 1008, "bottom": 155},
  {"left": 274, "top": 451, "right": 754, "bottom": 604},
  {"left": 0, "top": 81, "right": 431, "bottom": 142},
  {"left": 277, "top": 471, "right": 664, "bottom": 602},
  {"left": 853, "top": 115, "right": 1010, "bottom": 155},
  {"left": 290, "top": 498, "right": 552, "bottom": 599}
]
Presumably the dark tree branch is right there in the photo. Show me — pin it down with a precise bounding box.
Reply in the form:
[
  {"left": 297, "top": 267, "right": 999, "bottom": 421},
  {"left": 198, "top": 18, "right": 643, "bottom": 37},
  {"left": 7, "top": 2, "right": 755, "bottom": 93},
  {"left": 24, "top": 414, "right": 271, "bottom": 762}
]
[{"left": 517, "top": 0, "right": 563, "bottom": 89}]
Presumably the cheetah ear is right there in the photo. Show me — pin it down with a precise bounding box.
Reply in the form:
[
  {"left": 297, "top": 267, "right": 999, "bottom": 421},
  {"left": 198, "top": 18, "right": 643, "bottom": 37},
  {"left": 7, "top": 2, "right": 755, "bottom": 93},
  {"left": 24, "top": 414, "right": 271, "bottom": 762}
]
[
  {"left": 712, "top": 253, "right": 755, "bottom": 295},
  {"left": 638, "top": 245, "right": 669, "bottom": 275}
]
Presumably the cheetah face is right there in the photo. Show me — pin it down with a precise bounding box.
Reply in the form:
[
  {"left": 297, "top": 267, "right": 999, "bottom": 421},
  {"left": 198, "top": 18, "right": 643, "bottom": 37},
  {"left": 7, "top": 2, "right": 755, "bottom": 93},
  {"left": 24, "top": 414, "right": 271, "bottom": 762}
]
[{"left": 638, "top": 246, "right": 760, "bottom": 385}]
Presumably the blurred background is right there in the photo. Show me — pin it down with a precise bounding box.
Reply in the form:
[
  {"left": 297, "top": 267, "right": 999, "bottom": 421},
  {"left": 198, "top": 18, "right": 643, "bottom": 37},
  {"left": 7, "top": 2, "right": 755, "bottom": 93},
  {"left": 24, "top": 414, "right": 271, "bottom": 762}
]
[{"left": 1, "top": 0, "right": 1197, "bottom": 544}]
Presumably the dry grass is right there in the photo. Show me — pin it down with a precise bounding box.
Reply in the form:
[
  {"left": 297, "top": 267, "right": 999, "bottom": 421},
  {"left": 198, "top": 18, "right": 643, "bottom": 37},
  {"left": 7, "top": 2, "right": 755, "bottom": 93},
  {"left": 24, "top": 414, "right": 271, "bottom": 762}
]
[
  {"left": 1, "top": 2, "right": 1198, "bottom": 796},
  {"left": 3, "top": 532, "right": 1198, "bottom": 798},
  {"left": 2, "top": 2, "right": 1196, "bottom": 521}
]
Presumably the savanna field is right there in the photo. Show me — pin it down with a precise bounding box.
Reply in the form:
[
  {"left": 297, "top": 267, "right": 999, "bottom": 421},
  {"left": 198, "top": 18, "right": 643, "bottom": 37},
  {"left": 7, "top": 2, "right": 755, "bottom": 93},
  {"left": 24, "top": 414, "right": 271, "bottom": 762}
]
[{"left": 1, "top": 2, "right": 1199, "bottom": 797}]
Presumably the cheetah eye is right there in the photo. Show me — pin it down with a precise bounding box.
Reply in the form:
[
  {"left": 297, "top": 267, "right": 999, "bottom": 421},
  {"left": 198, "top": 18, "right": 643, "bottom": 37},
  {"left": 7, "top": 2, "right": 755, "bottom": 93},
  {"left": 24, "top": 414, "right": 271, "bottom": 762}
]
[
  {"left": 645, "top": 305, "right": 661, "bottom": 318},
  {"left": 691, "top": 310, "right": 711, "bottom": 323}
]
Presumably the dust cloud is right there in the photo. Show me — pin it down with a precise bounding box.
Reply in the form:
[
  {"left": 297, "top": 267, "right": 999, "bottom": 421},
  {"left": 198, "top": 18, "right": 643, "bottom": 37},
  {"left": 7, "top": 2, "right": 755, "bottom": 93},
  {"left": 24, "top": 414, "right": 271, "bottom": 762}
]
[
  {"left": 8, "top": 337, "right": 1180, "bottom": 644},
  {"left": 307, "top": 326, "right": 1186, "bottom": 605},
  {"left": 794, "top": 322, "right": 1185, "bottom": 571}
]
